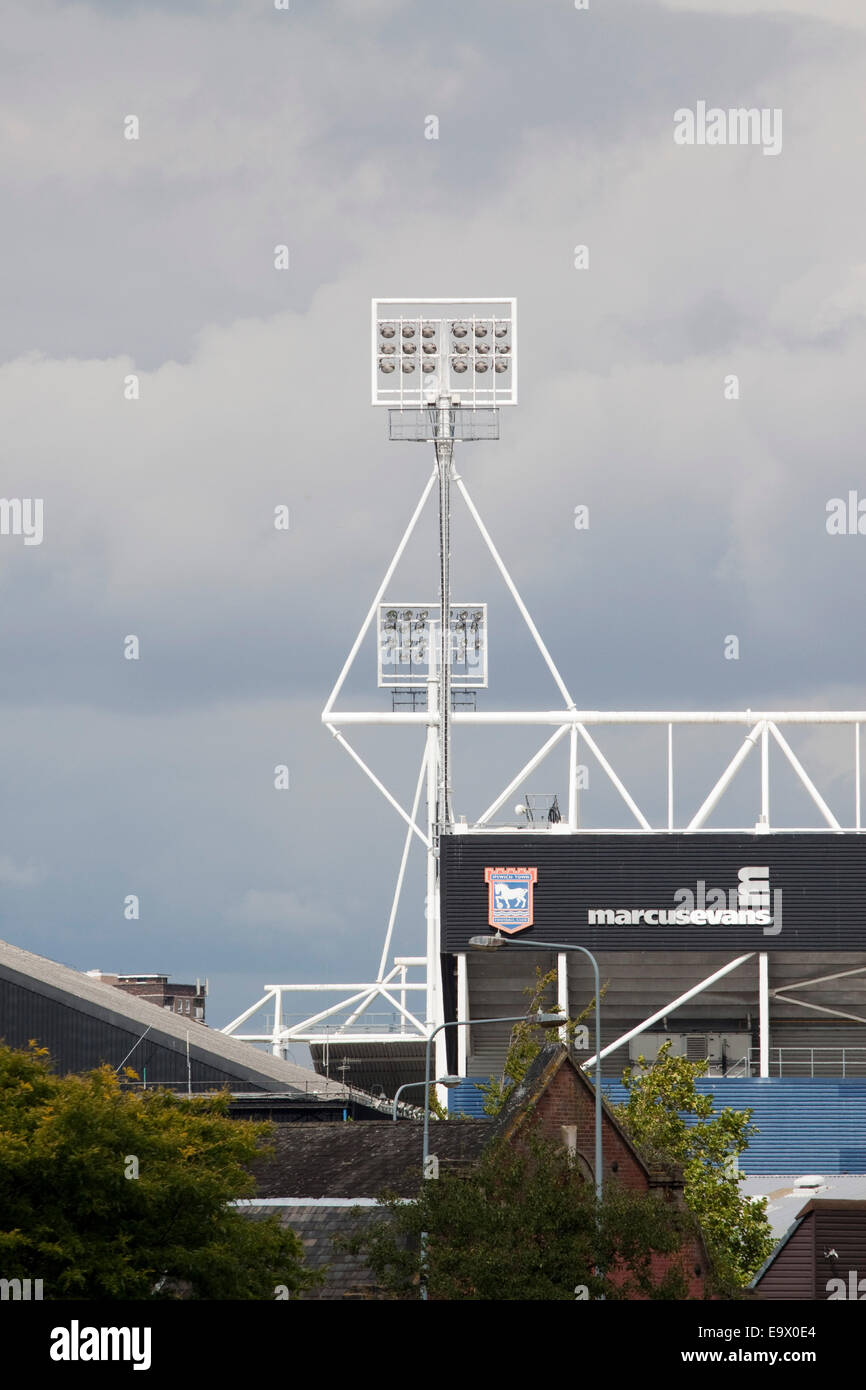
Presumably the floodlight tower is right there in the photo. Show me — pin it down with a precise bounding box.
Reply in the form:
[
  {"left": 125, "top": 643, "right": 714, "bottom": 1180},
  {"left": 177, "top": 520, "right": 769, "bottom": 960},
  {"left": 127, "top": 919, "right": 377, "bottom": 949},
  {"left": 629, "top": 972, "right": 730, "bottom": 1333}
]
[
  {"left": 224, "top": 296, "right": 866, "bottom": 1101},
  {"left": 372, "top": 299, "right": 518, "bottom": 841},
  {"left": 371, "top": 298, "right": 517, "bottom": 1078},
  {"left": 223, "top": 300, "right": 517, "bottom": 1095}
]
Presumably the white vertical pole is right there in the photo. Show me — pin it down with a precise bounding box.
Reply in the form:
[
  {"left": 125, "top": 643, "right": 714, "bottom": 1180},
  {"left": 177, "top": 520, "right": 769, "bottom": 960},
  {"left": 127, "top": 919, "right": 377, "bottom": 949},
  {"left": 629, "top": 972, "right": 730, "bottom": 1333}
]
[
  {"left": 856, "top": 724, "right": 861, "bottom": 832},
  {"left": 557, "top": 953, "right": 569, "bottom": 1044},
  {"left": 377, "top": 750, "right": 428, "bottom": 980},
  {"left": 667, "top": 722, "right": 673, "bottom": 830},
  {"left": 568, "top": 726, "right": 579, "bottom": 829},
  {"left": 271, "top": 988, "right": 283, "bottom": 1058},
  {"left": 435, "top": 398, "right": 454, "bottom": 829},
  {"left": 434, "top": 886, "right": 447, "bottom": 1096},
  {"left": 457, "top": 953, "right": 469, "bottom": 1074},
  {"left": 761, "top": 722, "right": 770, "bottom": 827},
  {"left": 759, "top": 954, "right": 770, "bottom": 1078},
  {"left": 425, "top": 675, "right": 447, "bottom": 1096},
  {"left": 400, "top": 965, "right": 407, "bottom": 1035},
  {"left": 426, "top": 678, "right": 438, "bottom": 1044}
]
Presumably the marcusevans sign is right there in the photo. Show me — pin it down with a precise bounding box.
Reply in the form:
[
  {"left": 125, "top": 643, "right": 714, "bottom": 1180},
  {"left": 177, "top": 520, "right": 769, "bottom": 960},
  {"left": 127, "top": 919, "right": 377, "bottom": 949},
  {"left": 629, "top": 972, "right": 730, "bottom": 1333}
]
[
  {"left": 440, "top": 833, "right": 862, "bottom": 953},
  {"left": 588, "top": 867, "right": 781, "bottom": 937}
]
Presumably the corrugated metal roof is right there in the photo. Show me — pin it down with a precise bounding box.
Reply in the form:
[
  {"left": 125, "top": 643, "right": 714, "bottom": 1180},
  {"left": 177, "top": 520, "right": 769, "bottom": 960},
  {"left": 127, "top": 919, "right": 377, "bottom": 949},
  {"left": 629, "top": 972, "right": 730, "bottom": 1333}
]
[{"left": 0, "top": 935, "right": 352, "bottom": 1099}]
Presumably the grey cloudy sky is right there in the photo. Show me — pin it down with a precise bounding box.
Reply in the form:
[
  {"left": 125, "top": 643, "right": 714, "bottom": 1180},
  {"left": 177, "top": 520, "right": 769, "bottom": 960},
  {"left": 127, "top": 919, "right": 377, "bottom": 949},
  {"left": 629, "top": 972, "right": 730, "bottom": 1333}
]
[{"left": 1, "top": 0, "right": 865, "bottom": 1051}]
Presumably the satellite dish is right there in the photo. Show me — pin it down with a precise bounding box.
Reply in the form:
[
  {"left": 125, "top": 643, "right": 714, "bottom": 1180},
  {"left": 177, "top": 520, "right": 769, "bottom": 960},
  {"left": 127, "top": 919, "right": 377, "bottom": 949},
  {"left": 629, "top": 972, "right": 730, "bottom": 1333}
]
[{"left": 514, "top": 803, "right": 526, "bottom": 816}]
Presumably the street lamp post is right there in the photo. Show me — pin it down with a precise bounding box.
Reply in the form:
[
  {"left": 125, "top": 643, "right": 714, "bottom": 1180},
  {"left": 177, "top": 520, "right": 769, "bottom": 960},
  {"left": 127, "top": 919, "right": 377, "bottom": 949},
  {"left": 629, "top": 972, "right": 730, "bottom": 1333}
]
[
  {"left": 392, "top": 1076, "right": 461, "bottom": 1121},
  {"left": 421, "top": 1011, "right": 563, "bottom": 1183},
  {"left": 469, "top": 935, "right": 603, "bottom": 1203}
]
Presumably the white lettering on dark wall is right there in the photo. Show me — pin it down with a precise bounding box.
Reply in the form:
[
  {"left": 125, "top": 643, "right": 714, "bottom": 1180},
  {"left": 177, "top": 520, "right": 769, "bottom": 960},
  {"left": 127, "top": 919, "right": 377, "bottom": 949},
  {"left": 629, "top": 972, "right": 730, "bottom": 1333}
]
[{"left": 587, "top": 867, "right": 782, "bottom": 936}]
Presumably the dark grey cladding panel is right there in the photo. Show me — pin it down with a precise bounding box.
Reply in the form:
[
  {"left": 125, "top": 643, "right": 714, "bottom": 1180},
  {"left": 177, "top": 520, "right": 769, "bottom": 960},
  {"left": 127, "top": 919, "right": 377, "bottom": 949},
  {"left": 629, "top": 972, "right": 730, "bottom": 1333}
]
[{"left": 441, "top": 833, "right": 866, "bottom": 952}]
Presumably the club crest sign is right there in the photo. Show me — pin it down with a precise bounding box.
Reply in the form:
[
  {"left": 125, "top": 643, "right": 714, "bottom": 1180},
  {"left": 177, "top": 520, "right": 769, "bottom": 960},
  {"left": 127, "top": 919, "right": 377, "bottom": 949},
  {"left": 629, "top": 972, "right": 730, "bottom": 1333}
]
[{"left": 484, "top": 865, "right": 537, "bottom": 934}]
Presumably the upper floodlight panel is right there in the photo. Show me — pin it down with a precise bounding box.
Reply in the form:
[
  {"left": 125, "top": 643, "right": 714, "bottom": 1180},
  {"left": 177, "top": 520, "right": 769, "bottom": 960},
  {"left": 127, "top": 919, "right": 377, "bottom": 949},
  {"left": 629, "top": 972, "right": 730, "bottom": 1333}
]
[{"left": 372, "top": 298, "right": 517, "bottom": 408}]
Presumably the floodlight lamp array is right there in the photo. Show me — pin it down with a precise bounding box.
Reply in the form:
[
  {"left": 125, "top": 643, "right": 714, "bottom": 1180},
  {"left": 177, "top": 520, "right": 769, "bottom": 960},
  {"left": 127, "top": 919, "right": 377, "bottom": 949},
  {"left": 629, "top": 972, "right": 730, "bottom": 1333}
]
[
  {"left": 377, "top": 318, "right": 511, "bottom": 378},
  {"left": 377, "top": 603, "right": 488, "bottom": 688},
  {"left": 372, "top": 299, "right": 517, "bottom": 407}
]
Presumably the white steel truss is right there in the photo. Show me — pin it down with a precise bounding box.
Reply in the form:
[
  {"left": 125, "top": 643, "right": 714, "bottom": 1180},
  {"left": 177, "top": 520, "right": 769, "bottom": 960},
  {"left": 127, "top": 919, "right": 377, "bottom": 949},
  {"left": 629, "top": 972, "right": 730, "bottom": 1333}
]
[{"left": 223, "top": 461, "right": 866, "bottom": 1082}]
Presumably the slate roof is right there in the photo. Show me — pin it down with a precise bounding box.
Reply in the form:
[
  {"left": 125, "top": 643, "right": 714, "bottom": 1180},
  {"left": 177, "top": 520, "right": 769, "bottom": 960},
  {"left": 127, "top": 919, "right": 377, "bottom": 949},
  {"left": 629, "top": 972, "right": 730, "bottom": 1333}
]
[
  {"left": 251, "top": 1120, "right": 490, "bottom": 1198},
  {"left": 244, "top": 1204, "right": 397, "bottom": 1299}
]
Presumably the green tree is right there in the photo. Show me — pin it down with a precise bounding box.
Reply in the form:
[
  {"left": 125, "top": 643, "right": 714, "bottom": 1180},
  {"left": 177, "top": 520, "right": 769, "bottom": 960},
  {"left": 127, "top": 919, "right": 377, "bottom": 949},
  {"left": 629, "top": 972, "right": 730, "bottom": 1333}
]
[
  {"left": 613, "top": 1042, "right": 775, "bottom": 1291},
  {"left": 0, "top": 1042, "right": 315, "bottom": 1299},
  {"left": 476, "top": 967, "right": 601, "bottom": 1116},
  {"left": 342, "top": 1134, "right": 699, "bottom": 1300}
]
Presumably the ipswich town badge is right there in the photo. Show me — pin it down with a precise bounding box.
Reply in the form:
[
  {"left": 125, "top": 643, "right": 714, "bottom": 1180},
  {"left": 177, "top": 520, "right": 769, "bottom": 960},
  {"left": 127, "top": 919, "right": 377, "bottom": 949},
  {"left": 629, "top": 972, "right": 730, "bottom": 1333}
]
[{"left": 484, "top": 865, "right": 537, "bottom": 935}]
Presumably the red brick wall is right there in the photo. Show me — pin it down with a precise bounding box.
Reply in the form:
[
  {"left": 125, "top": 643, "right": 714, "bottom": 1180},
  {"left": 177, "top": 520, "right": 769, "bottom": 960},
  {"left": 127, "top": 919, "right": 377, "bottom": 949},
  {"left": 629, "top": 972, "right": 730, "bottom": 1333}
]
[
  {"left": 509, "top": 1058, "right": 710, "bottom": 1299},
  {"left": 514, "top": 1058, "right": 651, "bottom": 1192}
]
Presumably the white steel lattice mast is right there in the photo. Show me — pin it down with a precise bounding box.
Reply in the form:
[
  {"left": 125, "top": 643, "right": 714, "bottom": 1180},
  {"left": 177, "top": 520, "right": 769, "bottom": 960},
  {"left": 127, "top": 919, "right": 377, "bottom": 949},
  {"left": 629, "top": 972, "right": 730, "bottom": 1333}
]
[{"left": 222, "top": 298, "right": 866, "bottom": 1093}]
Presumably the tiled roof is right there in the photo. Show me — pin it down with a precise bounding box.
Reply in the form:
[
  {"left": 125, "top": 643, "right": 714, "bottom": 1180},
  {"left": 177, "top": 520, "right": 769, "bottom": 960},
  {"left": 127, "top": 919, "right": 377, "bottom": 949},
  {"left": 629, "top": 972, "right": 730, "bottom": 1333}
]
[{"left": 244, "top": 1204, "right": 396, "bottom": 1299}]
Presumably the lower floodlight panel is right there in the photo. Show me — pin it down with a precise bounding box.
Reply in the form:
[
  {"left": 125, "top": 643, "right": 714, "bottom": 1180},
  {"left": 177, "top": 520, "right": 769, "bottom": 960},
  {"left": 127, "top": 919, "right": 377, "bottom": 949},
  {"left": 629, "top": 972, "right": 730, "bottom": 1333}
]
[
  {"left": 372, "top": 297, "right": 517, "bottom": 408},
  {"left": 377, "top": 602, "right": 488, "bottom": 688}
]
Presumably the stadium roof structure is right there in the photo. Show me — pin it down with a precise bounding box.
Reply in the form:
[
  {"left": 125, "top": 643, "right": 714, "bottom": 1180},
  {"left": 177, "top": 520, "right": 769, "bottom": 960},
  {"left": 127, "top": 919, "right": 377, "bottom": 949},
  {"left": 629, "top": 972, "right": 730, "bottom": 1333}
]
[{"left": 0, "top": 936, "right": 354, "bottom": 1098}]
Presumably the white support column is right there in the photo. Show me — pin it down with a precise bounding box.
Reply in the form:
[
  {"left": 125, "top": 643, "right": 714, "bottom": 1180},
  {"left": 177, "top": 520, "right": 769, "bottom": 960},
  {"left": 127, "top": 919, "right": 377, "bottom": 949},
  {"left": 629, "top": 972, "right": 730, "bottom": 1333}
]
[
  {"left": 271, "top": 988, "right": 283, "bottom": 1058},
  {"left": 768, "top": 723, "right": 842, "bottom": 831},
  {"left": 557, "top": 953, "right": 569, "bottom": 1044},
  {"left": 454, "top": 473, "right": 576, "bottom": 710},
  {"left": 760, "top": 722, "right": 769, "bottom": 828},
  {"left": 856, "top": 723, "right": 861, "bottom": 832},
  {"left": 322, "top": 468, "right": 437, "bottom": 717},
  {"left": 376, "top": 749, "right": 428, "bottom": 980},
  {"left": 426, "top": 680, "right": 439, "bottom": 1044},
  {"left": 687, "top": 722, "right": 763, "bottom": 830},
  {"left": 585, "top": 955, "right": 754, "bottom": 1067},
  {"left": 577, "top": 723, "right": 652, "bottom": 830},
  {"left": 457, "top": 953, "right": 469, "bottom": 1074},
  {"left": 477, "top": 725, "right": 570, "bottom": 826},
  {"left": 759, "top": 953, "right": 770, "bottom": 1078},
  {"left": 568, "top": 726, "right": 579, "bottom": 829},
  {"left": 326, "top": 725, "right": 430, "bottom": 846},
  {"left": 424, "top": 676, "right": 448, "bottom": 1093},
  {"left": 222, "top": 990, "right": 276, "bottom": 1036},
  {"left": 667, "top": 722, "right": 673, "bottom": 831}
]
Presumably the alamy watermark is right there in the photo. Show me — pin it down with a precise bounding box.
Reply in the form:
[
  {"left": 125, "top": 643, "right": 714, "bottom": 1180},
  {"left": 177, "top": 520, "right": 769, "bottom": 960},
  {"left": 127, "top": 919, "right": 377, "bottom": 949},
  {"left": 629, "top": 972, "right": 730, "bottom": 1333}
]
[
  {"left": 49, "top": 1321, "right": 151, "bottom": 1371},
  {"left": 0, "top": 498, "right": 43, "bottom": 545},
  {"left": 826, "top": 1269, "right": 866, "bottom": 1299},
  {"left": 0, "top": 1277, "right": 43, "bottom": 1300},
  {"left": 826, "top": 492, "right": 866, "bottom": 535},
  {"left": 674, "top": 102, "right": 782, "bottom": 157}
]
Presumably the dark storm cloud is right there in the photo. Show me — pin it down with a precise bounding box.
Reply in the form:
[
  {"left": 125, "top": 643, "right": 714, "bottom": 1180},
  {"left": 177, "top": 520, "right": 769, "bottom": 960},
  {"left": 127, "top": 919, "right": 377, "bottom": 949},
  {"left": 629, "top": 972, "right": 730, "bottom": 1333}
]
[{"left": 1, "top": 0, "right": 865, "bottom": 1031}]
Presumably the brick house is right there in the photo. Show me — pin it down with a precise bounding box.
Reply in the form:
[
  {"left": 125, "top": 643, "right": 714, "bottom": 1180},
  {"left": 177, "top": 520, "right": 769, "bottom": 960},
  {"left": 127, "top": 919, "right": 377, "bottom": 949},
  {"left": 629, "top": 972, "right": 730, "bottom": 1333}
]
[{"left": 247, "top": 1043, "right": 712, "bottom": 1298}]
